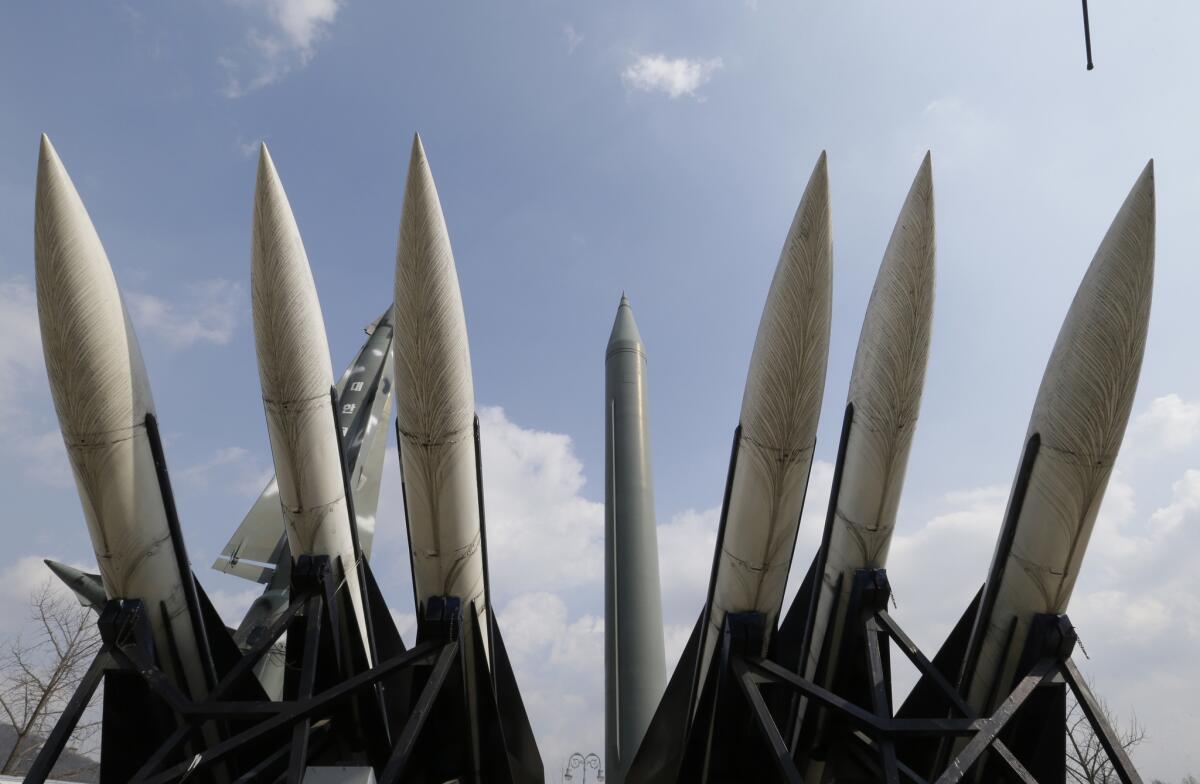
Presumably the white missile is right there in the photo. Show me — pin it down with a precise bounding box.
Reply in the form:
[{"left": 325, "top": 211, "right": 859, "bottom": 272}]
[
  {"left": 393, "top": 134, "right": 490, "bottom": 650},
  {"left": 393, "top": 134, "right": 492, "bottom": 769},
  {"left": 803, "top": 154, "right": 935, "bottom": 687},
  {"left": 250, "top": 144, "right": 371, "bottom": 659},
  {"left": 696, "top": 152, "right": 832, "bottom": 691},
  {"left": 34, "top": 134, "right": 210, "bottom": 698},
  {"left": 959, "top": 161, "right": 1155, "bottom": 718}
]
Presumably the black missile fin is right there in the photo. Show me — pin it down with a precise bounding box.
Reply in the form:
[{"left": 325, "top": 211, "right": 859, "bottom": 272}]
[
  {"left": 894, "top": 585, "right": 983, "bottom": 772},
  {"left": 625, "top": 613, "right": 703, "bottom": 783},
  {"left": 771, "top": 552, "right": 819, "bottom": 671},
  {"left": 361, "top": 558, "right": 405, "bottom": 658},
  {"left": 490, "top": 617, "right": 545, "bottom": 783},
  {"left": 193, "top": 573, "right": 269, "bottom": 702}
]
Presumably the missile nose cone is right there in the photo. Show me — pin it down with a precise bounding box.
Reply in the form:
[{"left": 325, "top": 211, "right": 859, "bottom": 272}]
[
  {"left": 740, "top": 151, "right": 833, "bottom": 448},
  {"left": 848, "top": 152, "right": 936, "bottom": 417},
  {"left": 251, "top": 145, "right": 333, "bottom": 399},
  {"left": 35, "top": 136, "right": 154, "bottom": 433},
  {"left": 394, "top": 134, "right": 474, "bottom": 441},
  {"left": 607, "top": 292, "right": 645, "bottom": 357},
  {"left": 1029, "top": 160, "right": 1153, "bottom": 474}
]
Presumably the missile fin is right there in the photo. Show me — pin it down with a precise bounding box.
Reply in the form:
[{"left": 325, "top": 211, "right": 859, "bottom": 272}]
[
  {"left": 361, "top": 558, "right": 405, "bottom": 659},
  {"left": 893, "top": 586, "right": 983, "bottom": 772},
  {"left": 44, "top": 559, "right": 106, "bottom": 612},
  {"left": 490, "top": 619, "right": 544, "bottom": 783},
  {"left": 625, "top": 615, "right": 703, "bottom": 783},
  {"left": 193, "top": 575, "right": 269, "bottom": 703},
  {"left": 771, "top": 553, "right": 819, "bottom": 672}
]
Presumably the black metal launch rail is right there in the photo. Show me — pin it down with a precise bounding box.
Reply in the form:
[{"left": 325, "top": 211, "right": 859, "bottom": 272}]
[
  {"left": 25, "top": 400, "right": 541, "bottom": 784},
  {"left": 24, "top": 556, "right": 534, "bottom": 784},
  {"left": 693, "top": 568, "right": 1142, "bottom": 783},
  {"left": 627, "top": 420, "right": 1143, "bottom": 783}
]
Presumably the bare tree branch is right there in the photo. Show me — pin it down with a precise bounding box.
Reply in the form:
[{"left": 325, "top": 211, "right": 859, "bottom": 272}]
[
  {"left": 0, "top": 577, "right": 102, "bottom": 781},
  {"left": 1065, "top": 679, "right": 1146, "bottom": 784}
]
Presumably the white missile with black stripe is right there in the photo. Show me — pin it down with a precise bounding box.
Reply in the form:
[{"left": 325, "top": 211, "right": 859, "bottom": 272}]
[
  {"left": 34, "top": 134, "right": 213, "bottom": 699},
  {"left": 390, "top": 134, "right": 543, "bottom": 782},
  {"left": 799, "top": 154, "right": 935, "bottom": 688},
  {"left": 250, "top": 143, "right": 372, "bottom": 660},
  {"left": 392, "top": 135, "right": 490, "bottom": 648},
  {"left": 699, "top": 152, "right": 832, "bottom": 681},
  {"left": 955, "top": 161, "right": 1155, "bottom": 718},
  {"left": 626, "top": 153, "right": 832, "bottom": 781}
]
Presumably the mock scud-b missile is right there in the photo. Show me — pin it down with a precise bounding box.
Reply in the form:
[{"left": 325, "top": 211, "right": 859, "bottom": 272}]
[
  {"left": 955, "top": 161, "right": 1155, "bottom": 719},
  {"left": 605, "top": 294, "right": 668, "bottom": 784},
  {"left": 34, "top": 134, "right": 212, "bottom": 699},
  {"left": 800, "top": 154, "right": 935, "bottom": 689},
  {"left": 251, "top": 144, "right": 372, "bottom": 660},
  {"left": 393, "top": 135, "right": 490, "bottom": 647},
  {"left": 693, "top": 151, "right": 833, "bottom": 705}
]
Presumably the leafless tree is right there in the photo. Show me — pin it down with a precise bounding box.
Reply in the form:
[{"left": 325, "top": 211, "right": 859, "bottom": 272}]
[
  {"left": 0, "top": 579, "right": 102, "bottom": 780},
  {"left": 1065, "top": 688, "right": 1146, "bottom": 784}
]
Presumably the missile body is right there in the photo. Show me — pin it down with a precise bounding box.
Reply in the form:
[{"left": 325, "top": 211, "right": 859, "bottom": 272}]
[
  {"left": 393, "top": 135, "right": 489, "bottom": 644},
  {"left": 959, "top": 162, "right": 1155, "bottom": 718},
  {"left": 34, "top": 135, "right": 209, "bottom": 698},
  {"left": 803, "top": 155, "right": 935, "bottom": 687},
  {"left": 604, "top": 295, "right": 667, "bottom": 784},
  {"left": 696, "top": 153, "right": 833, "bottom": 690},
  {"left": 251, "top": 145, "right": 372, "bottom": 658}
]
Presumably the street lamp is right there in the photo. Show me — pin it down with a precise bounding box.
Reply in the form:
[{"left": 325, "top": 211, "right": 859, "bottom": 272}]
[{"left": 563, "top": 752, "right": 604, "bottom": 783}]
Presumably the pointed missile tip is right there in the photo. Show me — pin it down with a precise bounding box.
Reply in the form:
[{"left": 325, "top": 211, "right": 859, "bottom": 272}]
[
  {"left": 608, "top": 292, "right": 643, "bottom": 350},
  {"left": 256, "top": 142, "right": 277, "bottom": 181},
  {"left": 411, "top": 132, "right": 428, "bottom": 164},
  {"left": 36, "top": 133, "right": 66, "bottom": 183}
]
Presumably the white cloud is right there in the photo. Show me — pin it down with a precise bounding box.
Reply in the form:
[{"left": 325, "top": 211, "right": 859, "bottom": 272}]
[
  {"left": 0, "top": 279, "right": 46, "bottom": 424},
  {"left": 22, "top": 429, "right": 74, "bottom": 489},
  {"left": 0, "top": 556, "right": 91, "bottom": 638},
  {"left": 622, "top": 54, "right": 723, "bottom": 99},
  {"left": 125, "top": 278, "right": 242, "bottom": 349},
  {"left": 563, "top": 24, "right": 583, "bottom": 54},
  {"left": 1128, "top": 394, "right": 1200, "bottom": 455},
  {"left": 475, "top": 407, "right": 605, "bottom": 597},
  {"left": 221, "top": 0, "right": 342, "bottom": 98}
]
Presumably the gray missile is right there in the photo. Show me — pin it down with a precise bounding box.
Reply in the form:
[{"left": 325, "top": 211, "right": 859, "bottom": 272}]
[
  {"left": 251, "top": 144, "right": 372, "bottom": 659},
  {"left": 695, "top": 152, "right": 833, "bottom": 699},
  {"left": 605, "top": 294, "right": 667, "bottom": 784},
  {"left": 45, "top": 559, "right": 107, "bottom": 612},
  {"left": 34, "top": 134, "right": 210, "bottom": 698},
  {"left": 959, "top": 161, "right": 1155, "bottom": 719},
  {"left": 803, "top": 154, "right": 935, "bottom": 688}
]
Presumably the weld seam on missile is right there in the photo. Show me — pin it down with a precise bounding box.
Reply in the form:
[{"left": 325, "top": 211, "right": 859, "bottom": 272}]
[
  {"left": 395, "top": 424, "right": 473, "bottom": 448},
  {"left": 1034, "top": 440, "right": 1116, "bottom": 467},
  {"left": 414, "top": 530, "right": 482, "bottom": 560},
  {"left": 61, "top": 425, "right": 143, "bottom": 447},
  {"left": 738, "top": 433, "right": 817, "bottom": 462},
  {"left": 262, "top": 394, "right": 334, "bottom": 410},
  {"left": 719, "top": 548, "right": 791, "bottom": 574}
]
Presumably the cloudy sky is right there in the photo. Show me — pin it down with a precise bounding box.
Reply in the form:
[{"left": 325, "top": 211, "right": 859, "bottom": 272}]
[{"left": 3, "top": 1, "right": 1200, "bottom": 779}]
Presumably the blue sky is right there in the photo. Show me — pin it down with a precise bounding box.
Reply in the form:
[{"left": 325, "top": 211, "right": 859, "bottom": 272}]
[{"left": 3, "top": 1, "right": 1200, "bottom": 778}]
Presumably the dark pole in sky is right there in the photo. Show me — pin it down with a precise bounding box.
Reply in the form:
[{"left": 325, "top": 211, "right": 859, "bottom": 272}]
[{"left": 1082, "top": 0, "right": 1095, "bottom": 70}]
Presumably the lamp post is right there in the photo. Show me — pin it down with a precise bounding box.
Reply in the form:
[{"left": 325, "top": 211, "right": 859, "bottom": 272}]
[{"left": 563, "top": 752, "right": 603, "bottom": 783}]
